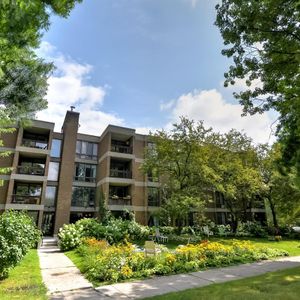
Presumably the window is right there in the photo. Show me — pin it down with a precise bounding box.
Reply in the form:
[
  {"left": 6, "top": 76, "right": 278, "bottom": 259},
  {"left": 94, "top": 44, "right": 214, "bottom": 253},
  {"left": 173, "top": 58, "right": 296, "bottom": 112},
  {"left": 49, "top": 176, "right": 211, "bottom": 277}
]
[
  {"left": 48, "top": 162, "right": 60, "bottom": 181},
  {"left": 76, "top": 140, "right": 98, "bottom": 160},
  {"left": 51, "top": 139, "right": 62, "bottom": 158},
  {"left": 148, "top": 187, "right": 160, "bottom": 206},
  {"left": 72, "top": 187, "right": 95, "bottom": 207},
  {"left": 74, "top": 163, "right": 96, "bottom": 182},
  {"left": 15, "top": 183, "right": 42, "bottom": 196},
  {"left": 18, "top": 157, "right": 45, "bottom": 175},
  {"left": 45, "top": 186, "right": 57, "bottom": 207},
  {"left": 13, "top": 183, "right": 42, "bottom": 204}
]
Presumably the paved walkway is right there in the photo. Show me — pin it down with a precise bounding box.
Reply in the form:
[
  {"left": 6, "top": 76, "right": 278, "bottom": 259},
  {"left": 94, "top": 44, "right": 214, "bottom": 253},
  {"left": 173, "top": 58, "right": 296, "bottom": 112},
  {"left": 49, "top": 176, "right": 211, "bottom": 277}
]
[{"left": 38, "top": 241, "right": 300, "bottom": 300}]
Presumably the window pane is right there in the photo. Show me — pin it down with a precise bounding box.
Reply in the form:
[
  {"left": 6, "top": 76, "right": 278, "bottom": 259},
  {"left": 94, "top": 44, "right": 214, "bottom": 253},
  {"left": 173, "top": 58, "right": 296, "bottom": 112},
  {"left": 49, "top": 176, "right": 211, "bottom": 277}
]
[
  {"left": 16, "top": 184, "right": 28, "bottom": 195},
  {"left": 48, "top": 162, "right": 59, "bottom": 181},
  {"left": 81, "top": 142, "right": 87, "bottom": 154},
  {"left": 87, "top": 143, "right": 93, "bottom": 156},
  {"left": 45, "top": 186, "right": 56, "bottom": 207},
  {"left": 76, "top": 141, "right": 81, "bottom": 154},
  {"left": 51, "top": 139, "right": 62, "bottom": 158},
  {"left": 93, "top": 144, "right": 98, "bottom": 156},
  {"left": 72, "top": 187, "right": 95, "bottom": 207},
  {"left": 28, "top": 185, "right": 42, "bottom": 196}
]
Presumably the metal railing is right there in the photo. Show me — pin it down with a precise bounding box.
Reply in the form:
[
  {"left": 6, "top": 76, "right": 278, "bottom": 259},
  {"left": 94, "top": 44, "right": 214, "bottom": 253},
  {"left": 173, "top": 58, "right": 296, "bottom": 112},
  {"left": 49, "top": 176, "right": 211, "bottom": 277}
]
[
  {"left": 17, "top": 165, "right": 45, "bottom": 176},
  {"left": 108, "top": 197, "right": 131, "bottom": 206},
  {"left": 75, "top": 153, "right": 98, "bottom": 161},
  {"left": 22, "top": 138, "right": 48, "bottom": 149},
  {"left": 11, "top": 195, "right": 41, "bottom": 204},
  {"left": 71, "top": 200, "right": 95, "bottom": 207},
  {"left": 110, "top": 169, "right": 132, "bottom": 178},
  {"left": 73, "top": 176, "right": 96, "bottom": 183},
  {"left": 111, "top": 144, "right": 133, "bottom": 154}
]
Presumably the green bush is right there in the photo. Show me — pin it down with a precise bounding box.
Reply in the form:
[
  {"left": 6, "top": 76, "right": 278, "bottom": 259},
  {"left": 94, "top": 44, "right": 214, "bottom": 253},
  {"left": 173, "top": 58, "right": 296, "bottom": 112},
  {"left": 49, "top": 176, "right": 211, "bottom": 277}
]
[
  {"left": 0, "top": 210, "right": 41, "bottom": 279},
  {"left": 57, "top": 217, "right": 151, "bottom": 251},
  {"left": 58, "top": 223, "right": 83, "bottom": 251}
]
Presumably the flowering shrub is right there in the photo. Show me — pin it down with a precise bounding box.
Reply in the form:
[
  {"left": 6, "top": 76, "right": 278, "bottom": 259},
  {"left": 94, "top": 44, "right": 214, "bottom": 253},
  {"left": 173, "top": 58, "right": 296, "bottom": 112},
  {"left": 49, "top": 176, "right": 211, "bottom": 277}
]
[
  {"left": 58, "top": 223, "right": 83, "bottom": 251},
  {"left": 0, "top": 211, "right": 41, "bottom": 279},
  {"left": 74, "top": 238, "right": 288, "bottom": 284},
  {"left": 58, "top": 218, "right": 151, "bottom": 251},
  {"left": 236, "top": 222, "right": 268, "bottom": 237}
]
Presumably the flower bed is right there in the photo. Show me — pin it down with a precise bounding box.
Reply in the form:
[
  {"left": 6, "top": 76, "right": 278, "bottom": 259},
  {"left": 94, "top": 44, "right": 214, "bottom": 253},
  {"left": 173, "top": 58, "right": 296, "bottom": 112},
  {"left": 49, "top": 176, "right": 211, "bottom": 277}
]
[{"left": 72, "top": 238, "right": 288, "bottom": 284}]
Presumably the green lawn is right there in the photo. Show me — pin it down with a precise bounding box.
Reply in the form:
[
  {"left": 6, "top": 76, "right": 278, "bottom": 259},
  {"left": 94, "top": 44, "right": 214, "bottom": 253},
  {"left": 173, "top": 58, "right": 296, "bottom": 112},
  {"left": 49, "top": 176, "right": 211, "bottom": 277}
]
[
  {"left": 211, "top": 237, "right": 300, "bottom": 256},
  {"left": 0, "top": 250, "right": 48, "bottom": 300},
  {"left": 144, "top": 266, "right": 300, "bottom": 300}
]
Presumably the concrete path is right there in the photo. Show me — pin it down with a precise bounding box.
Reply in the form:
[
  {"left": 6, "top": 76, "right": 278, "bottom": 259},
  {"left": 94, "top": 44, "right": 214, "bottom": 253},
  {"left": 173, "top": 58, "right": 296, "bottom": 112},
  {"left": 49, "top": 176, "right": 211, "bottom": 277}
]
[{"left": 38, "top": 241, "right": 300, "bottom": 300}]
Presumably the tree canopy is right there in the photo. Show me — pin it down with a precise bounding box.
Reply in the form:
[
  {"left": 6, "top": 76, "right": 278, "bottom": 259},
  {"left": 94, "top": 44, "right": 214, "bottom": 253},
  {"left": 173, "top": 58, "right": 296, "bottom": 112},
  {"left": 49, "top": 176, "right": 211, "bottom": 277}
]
[
  {"left": 143, "top": 118, "right": 266, "bottom": 230},
  {"left": 0, "top": 0, "right": 82, "bottom": 119},
  {"left": 0, "top": 0, "right": 82, "bottom": 182},
  {"left": 215, "top": 0, "right": 300, "bottom": 178}
]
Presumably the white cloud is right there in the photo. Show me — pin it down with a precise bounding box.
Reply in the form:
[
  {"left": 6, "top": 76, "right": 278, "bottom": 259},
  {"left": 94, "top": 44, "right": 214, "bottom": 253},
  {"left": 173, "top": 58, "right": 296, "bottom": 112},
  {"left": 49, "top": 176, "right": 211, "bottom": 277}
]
[
  {"left": 160, "top": 99, "right": 176, "bottom": 111},
  {"left": 36, "top": 42, "right": 124, "bottom": 135},
  {"left": 167, "top": 89, "right": 275, "bottom": 144},
  {"left": 135, "top": 126, "right": 157, "bottom": 135}
]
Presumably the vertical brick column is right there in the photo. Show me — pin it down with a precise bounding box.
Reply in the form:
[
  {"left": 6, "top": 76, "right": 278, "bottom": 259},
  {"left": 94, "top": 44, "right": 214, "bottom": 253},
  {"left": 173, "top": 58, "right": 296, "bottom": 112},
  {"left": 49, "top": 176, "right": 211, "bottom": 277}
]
[{"left": 54, "top": 111, "right": 79, "bottom": 233}]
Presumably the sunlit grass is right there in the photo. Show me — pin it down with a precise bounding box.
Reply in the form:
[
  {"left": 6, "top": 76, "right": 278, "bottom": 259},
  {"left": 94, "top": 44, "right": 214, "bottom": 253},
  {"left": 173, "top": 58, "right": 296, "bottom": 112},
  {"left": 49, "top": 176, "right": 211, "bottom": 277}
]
[
  {"left": 145, "top": 267, "right": 300, "bottom": 300},
  {"left": 0, "top": 250, "right": 47, "bottom": 300}
]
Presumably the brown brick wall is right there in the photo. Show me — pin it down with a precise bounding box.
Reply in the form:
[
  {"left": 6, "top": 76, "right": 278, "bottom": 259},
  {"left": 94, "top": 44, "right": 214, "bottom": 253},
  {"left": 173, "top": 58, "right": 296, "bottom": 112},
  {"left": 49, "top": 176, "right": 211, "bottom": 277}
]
[
  {"left": 132, "top": 162, "right": 145, "bottom": 182},
  {"left": 134, "top": 139, "right": 146, "bottom": 159},
  {"left": 54, "top": 111, "right": 79, "bottom": 233},
  {"left": 99, "top": 133, "right": 110, "bottom": 158},
  {"left": 135, "top": 211, "right": 147, "bottom": 225},
  {"left": 97, "top": 158, "right": 109, "bottom": 181},
  {"left": 132, "top": 185, "right": 146, "bottom": 207},
  {"left": 1, "top": 130, "right": 18, "bottom": 148}
]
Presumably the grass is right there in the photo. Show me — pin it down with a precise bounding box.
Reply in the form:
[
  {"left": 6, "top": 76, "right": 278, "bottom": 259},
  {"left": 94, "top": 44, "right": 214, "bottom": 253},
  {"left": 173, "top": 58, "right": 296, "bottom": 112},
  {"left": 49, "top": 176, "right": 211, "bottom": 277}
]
[
  {"left": 0, "top": 249, "right": 47, "bottom": 300},
  {"left": 211, "top": 237, "right": 300, "bottom": 256},
  {"left": 144, "top": 266, "right": 300, "bottom": 300}
]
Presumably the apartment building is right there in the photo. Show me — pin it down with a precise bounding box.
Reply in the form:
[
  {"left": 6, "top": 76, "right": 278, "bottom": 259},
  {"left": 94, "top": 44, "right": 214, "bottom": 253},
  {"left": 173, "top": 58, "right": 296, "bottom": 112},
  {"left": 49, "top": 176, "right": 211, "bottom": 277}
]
[{"left": 0, "top": 110, "right": 266, "bottom": 235}]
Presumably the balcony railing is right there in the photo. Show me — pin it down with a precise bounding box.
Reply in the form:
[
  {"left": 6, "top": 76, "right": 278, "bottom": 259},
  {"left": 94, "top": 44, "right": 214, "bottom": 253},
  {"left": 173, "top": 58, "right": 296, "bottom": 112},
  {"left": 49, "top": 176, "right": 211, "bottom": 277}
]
[
  {"left": 71, "top": 199, "right": 95, "bottom": 207},
  {"left": 17, "top": 165, "right": 45, "bottom": 176},
  {"left": 108, "top": 197, "right": 131, "bottom": 206},
  {"left": 22, "top": 138, "right": 48, "bottom": 150},
  {"left": 11, "top": 195, "right": 41, "bottom": 204},
  {"left": 76, "top": 153, "right": 98, "bottom": 161},
  {"left": 74, "top": 176, "right": 96, "bottom": 183},
  {"left": 111, "top": 144, "right": 133, "bottom": 154},
  {"left": 110, "top": 169, "right": 132, "bottom": 179}
]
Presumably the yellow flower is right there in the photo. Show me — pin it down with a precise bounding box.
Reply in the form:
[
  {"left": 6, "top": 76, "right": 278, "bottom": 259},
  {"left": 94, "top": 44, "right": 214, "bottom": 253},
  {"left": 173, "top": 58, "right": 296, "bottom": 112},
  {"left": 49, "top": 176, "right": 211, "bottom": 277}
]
[{"left": 121, "top": 265, "right": 133, "bottom": 278}]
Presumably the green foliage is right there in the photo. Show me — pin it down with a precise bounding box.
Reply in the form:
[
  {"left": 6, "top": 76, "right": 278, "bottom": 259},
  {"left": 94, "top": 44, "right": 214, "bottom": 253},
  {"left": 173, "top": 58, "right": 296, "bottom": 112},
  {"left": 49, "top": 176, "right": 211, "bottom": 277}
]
[
  {"left": 215, "top": 0, "right": 300, "bottom": 179},
  {"left": 57, "top": 217, "right": 150, "bottom": 251},
  {"left": 0, "top": 211, "right": 41, "bottom": 279},
  {"left": 258, "top": 144, "right": 300, "bottom": 227},
  {"left": 57, "top": 223, "right": 83, "bottom": 251},
  {"left": 144, "top": 118, "right": 266, "bottom": 229},
  {"left": 0, "top": 0, "right": 82, "bottom": 181},
  {"left": 73, "top": 239, "right": 288, "bottom": 284}
]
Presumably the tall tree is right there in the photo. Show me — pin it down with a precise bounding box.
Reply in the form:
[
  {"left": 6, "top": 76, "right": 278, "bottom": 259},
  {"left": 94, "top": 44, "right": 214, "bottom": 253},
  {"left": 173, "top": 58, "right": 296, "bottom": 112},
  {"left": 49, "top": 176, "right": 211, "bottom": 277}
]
[
  {"left": 0, "top": 0, "right": 83, "bottom": 119},
  {"left": 215, "top": 0, "right": 300, "bottom": 178},
  {"left": 0, "top": 0, "right": 83, "bottom": 182},
  {"left": 212, "top": 130, "right": 264, "bottom": 232},
  {"left": 258, "top": 144, "right": 300, "bottom": 228},
  {"left": 142, "top": 118, "right": 215, "bottom": 227}
]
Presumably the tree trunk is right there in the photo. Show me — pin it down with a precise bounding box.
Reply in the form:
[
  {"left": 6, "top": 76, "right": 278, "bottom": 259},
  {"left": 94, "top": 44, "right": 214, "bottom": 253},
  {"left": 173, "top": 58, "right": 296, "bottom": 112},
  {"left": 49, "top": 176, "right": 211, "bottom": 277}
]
[{"left": 268, "top": 197, "right": 278, "bottom": 231}]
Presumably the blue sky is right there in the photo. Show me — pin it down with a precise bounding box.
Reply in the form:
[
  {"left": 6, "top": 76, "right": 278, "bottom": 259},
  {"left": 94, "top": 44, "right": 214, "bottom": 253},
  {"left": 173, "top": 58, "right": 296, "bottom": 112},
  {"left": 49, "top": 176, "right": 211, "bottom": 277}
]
[{"left": 37, "top": 0, "right": 275, "bottom": 143}]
